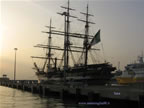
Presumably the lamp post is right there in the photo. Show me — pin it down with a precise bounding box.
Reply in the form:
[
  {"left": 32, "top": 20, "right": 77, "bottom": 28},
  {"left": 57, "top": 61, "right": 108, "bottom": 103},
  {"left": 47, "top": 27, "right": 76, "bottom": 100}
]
[{"left": 14, "top": 48, "right": 18, "bottom": 81}]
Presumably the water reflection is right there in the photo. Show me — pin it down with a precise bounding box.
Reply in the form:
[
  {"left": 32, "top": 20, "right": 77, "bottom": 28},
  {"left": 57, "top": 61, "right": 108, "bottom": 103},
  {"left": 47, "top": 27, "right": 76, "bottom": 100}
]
[
  {"left": 0, "top": 86, "right": 138, "bottom": 108},
  {"left": 0, "top": 86, "right": 84, "bottom": 108}
]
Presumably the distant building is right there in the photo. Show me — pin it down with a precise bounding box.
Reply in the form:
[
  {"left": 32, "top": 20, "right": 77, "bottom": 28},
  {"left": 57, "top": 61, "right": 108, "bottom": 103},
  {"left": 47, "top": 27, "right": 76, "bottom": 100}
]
[{"left": 0, "top": 74, "right": 9, "bottom": 81}]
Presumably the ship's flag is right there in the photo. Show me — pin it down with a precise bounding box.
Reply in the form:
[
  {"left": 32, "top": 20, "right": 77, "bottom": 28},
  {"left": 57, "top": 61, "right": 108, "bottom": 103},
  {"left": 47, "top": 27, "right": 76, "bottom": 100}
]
[{"left": 88, "top": 30, "right": 101, "bottom": 49}]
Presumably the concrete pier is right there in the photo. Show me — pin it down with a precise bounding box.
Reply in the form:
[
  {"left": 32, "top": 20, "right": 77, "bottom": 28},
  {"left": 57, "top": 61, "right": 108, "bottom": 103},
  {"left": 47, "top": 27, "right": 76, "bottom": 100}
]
[{"left": 0, "top": 80, "right": 143, "bottom": 107}]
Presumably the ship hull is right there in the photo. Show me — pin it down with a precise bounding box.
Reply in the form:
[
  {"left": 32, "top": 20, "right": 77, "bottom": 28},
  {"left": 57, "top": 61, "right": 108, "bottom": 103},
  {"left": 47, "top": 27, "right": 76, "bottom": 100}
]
[
  {"left": 36, "top": 63, "right": 116, "bottom": 85},
  {"left": 37, "top": 74, "right": 48, "bottom": 83}
]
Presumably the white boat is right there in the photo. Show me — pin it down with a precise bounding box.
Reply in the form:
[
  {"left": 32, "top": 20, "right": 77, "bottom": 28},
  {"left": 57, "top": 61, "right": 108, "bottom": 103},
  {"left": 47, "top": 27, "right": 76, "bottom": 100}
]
[{"left": 116, "top": 55, "right": 144, "bottom": 84}]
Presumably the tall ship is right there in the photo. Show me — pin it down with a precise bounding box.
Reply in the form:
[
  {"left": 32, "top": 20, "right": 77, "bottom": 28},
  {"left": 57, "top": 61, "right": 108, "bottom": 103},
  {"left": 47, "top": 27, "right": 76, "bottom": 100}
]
[
  {"left": 31, "top": 0, "right": 116, "bottom": 85},
  {"left": 116, "top": 55, "right": 144, "bottom": 84}
]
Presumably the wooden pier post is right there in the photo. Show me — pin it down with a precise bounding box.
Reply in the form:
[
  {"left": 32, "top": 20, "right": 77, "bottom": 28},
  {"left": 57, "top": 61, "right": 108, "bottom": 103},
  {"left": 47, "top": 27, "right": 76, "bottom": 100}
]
[
  {"left": 22, "top": 85, "right": 25, "bottom": 91},
  {"left": 37, "top": 86, "right": 40, "bottom": 94},
  {"left": 139, "top": 95, "right": 144, "bottom": 108},
  {"left": 60, "top": 89, "right": 64, "bottom": 99},
  {"left": 76, "top": 88, "right": 81, "bottom": 102},
  {"left": 42, "top": 86, "right": 45, "bottom": 96},
  {"left": 88, "top": 92, "right": 94, "bottom": 101},
  {"left": 31, "top": 86, "right": 34, "bottom": 93}
]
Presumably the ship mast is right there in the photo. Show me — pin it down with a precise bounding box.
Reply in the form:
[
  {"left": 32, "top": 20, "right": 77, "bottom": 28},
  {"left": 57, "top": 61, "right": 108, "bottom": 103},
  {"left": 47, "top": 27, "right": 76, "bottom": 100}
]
[
  {"left": 44, "top": 19, "right": 55, "bottom": 72},
  {"left": 48, "top": 19, "right": 52, "bottom": 70},
  {"left": 66, "top": 0, "right": 70, "bottom": 68},
  {"left": 84, "top": 5, "right": 89, "bottom": 66},
  {"left": 34, "top": 2, "right": 98, "bottom": 71},
  {"left": 31, "top": 19, "right": 57, "bottom": 72},
  {"left": 58, "top": 0, "right": 77, "bottom": 82},
  {"left": 32, "top": 1, "right": 101, "bottom": 83},
  {"left": 58, "top": 0, "right": 76, "bottom": 68},
  {"left": 78, "top": 4, "right": 95, "bottom": 66}
]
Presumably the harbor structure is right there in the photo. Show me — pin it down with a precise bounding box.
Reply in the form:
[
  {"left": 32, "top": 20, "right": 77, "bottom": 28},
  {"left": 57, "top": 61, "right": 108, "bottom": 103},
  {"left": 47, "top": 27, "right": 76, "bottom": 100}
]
[{"left": 0, "top": 80, "right": 144, "bottom": 108}]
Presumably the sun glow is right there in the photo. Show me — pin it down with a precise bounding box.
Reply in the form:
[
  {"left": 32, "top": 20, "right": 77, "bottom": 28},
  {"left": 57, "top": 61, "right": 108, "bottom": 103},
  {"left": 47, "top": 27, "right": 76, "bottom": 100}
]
[{"left": 0, "top": 24, "right": 3, "bottom": 55}]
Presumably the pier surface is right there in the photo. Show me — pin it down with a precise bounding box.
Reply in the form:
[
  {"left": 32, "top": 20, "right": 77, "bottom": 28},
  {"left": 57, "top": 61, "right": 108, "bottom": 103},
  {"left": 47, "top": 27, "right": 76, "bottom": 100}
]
[{"left": 0, "top": 80, "right": 144, "bottom": 107}]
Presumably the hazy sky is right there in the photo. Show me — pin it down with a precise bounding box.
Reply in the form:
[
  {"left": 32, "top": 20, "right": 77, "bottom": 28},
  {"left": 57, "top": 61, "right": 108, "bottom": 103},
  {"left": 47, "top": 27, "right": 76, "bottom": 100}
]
[{"left": 0, "top": 0, "right": 144, "bottom": 80}]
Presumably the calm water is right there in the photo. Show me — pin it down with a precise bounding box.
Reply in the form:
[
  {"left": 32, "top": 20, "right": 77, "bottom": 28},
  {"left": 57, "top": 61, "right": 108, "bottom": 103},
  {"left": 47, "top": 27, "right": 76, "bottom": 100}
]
[
  {"left": 0, "top": 86, "right": 97, "bottom": 108},
  {"left": 0, "top": 86, "right": 76, "bottom": 108},
  {"left": 0, "top": 86, "right": 139, "bottom": 108}
]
